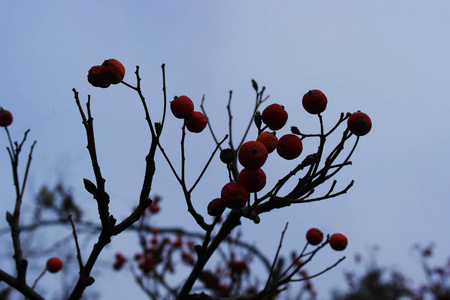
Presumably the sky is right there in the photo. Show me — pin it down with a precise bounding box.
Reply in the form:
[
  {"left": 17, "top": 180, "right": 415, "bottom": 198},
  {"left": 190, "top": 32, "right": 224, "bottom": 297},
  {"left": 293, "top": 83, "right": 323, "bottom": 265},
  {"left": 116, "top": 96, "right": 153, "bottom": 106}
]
[{"left": 1, "top": 1, "right": 449, "bottom": 299}]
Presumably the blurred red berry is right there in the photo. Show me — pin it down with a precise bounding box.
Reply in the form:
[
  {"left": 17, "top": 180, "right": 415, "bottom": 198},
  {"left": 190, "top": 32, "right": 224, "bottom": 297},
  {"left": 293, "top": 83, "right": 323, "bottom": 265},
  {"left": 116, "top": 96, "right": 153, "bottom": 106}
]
[
  {"left": 115, "top": 253, "right": 127, "bottom": 263},
  {"left": 173, "top": 236, "right": 183, "bottom": 248},
  {"left": 181, "top": 251, "right": 195, "bottom": 265},
  {"left": 46, "top": 257, "right": 63, "bottom": 273},
  {"left": 113, "top": 261, "right": 123, "bottom": 270},
  {"left": 187, "top": 240, "right": 196, "bottom": 252},
  {"left": 149, "top": 204, "right": 160, "bottom": 213},
  {"left": 232, "top": 260, "right": 248, "bottom": 275},
  {"left": 139, "top": 256, "right": 154, "bottom": 272}
]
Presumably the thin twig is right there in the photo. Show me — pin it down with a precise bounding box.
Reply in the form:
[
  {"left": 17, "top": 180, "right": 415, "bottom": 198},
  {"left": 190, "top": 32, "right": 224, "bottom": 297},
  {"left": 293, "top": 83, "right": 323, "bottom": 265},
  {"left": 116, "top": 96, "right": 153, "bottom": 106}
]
[
  {"left": 69, "top": 215, "right": 84, "bottom": 270},
  {"left": 189, "top": 135, "right": 228, "bottom": 193},
  {"left": 265, "top": 223, "right": 289, "bottom": 290},
  {"left": 290, "top": 256, "right": 346, "bottom": 282},
  {"left": 31, "top": 269, "right": 46, "bottom": 290}
]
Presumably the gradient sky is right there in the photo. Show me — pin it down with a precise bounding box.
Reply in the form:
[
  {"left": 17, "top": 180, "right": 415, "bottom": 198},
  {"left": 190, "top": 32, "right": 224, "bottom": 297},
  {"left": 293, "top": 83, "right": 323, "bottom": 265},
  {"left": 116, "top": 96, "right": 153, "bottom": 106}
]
[{"left": 1, "top": 1, "right": 449, "bottom": 299}]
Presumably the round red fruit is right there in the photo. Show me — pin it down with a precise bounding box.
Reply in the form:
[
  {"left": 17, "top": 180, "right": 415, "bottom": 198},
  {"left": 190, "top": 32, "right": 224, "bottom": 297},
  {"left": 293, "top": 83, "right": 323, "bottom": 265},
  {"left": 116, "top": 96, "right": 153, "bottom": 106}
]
[
  {"left": 171, "top": 95, "right": 194, "bottom": 119},
  {"left": 88, "top": 65, "right": 110, "bottom": 88},
  {"left": 238, "top": 168, "right": 266, "bottom": 193},
  {"left": 186, "top": 111, "right": 208, "bottom": 133},
  {"left": 0, "top": 109, "right": 13, "bottom": 127},
  {"left": 257, "top": 131, "right": 278, "bottom": 153},
  {"left": 277, "top": 134, "right": 303, "bottom": 160},
  {"left": 329, "top": 233, "right": 348, "bottom": 251},
  {"left": 220, "top": 182, "right": 249, "bottom": 209},
  {"left": 302, "top": 90, "right": 328, "bottom": 114},
  {"left": 101, "top": 58, "right": 125, "bottom": 84},
  {"left": 238, "top": 141, "right": 268, "bottom": 169},
  {"left": 46, "top": 257, "right": 63, "bottom": 273},
  {"left": 261, "top": 104, "right": 288, "bottom": 130},
  {"left": 347, "top": 112, "right": 372, "bottom": 136},
  {"left": 306, "top": 228, "right": 323, "bottom": 245}
]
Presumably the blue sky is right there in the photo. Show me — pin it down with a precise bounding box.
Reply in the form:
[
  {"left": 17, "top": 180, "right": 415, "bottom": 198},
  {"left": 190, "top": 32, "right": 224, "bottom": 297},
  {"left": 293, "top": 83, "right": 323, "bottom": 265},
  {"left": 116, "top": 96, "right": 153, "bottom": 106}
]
[{"left": 1, "top": 1, "right": 449, "bottom": 299}]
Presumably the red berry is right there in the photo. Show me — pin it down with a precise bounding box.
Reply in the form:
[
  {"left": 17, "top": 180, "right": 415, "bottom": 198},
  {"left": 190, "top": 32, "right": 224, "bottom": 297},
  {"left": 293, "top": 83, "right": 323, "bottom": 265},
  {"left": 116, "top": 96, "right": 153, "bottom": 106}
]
[
  {"left": 115, "top": 253, "right": 127, "bottom": 263},
  {"left": 186, "top": 111, "right": 208, "bottom": 133},
  {"left": 187, "top": 240, "right": 196, "bottom": 252},
  {"left": 276, "top": 134, "right": 303, "bottom": 160},
  {"left": 46, "top": 257, "right": 63, "bottom": 273},
  {"left": 220, "top": 182, "right": 249, "bottom": 209},
  {"left": 347, "top": 112, "right": 372, "bottom": 136},
  {"left": 148, "top": 204, "right": 160, "bottom": 213},
  {"left": 87, "top": 65, "right": 110, "bottom": 88},
  {"left": 113, "top": 261, "right": 123, "bottom": 270},
  {"left": 173, "top": 236, "right": 183, "bottom": 248},
  {"left": 101, "top": 59, "right": 125, "bottom": 84},
  {"left": 139, "top": 256, "right": 154, "bottom": 272},
  {"left": 238, "top": 141, "right": 268, "bottom": 169},
  {"left": 232, "top": 260, "right": 248, "bottom": 275},
  {"left": 261, "top": 104, "right": 288, "bottom": 130},
  {"left": 0, "top": 109, "right": 13, "bottom": 127},
  {"left": 306, "top": 228, "right": 324, "bottom": 245},
  {"left": 302, "top": 90, "right": 328, "bottom": 114},
  {"left": 329, "top": 233, "right": 348, "bottom": 251},
  {"left": 238, "top": 168, "right": 266, "bottom": 193},
  {"left": 170, "top": 95, "right": 194, "bottom": 119},
  {"left": 257, "top": 131, "right": 278, "bottom": 153},
  {"left": 181, "top": 251, "right": 195, "bottom": 265}
]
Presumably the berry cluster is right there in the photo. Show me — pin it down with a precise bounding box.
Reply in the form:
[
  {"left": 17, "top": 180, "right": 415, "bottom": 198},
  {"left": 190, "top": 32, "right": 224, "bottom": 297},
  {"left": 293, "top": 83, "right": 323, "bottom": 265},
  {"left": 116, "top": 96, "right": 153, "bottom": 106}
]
[
  {"left": 88, "top": 58, "right": 125, "bottom": 88},
  {"left": 306, "top": 228, "right": 348, "bottom": 251},
  {"left": 148, "top": 195, "right": 162, "bottom": 214},
  {"left": 113, "top": 253, "right": 127, "bottom": 270},
  {"left": 212, "top": 89, "right": 372, "bottom": 211},
  {"left": 114, "top": 196, "right": 200, "bottom": 275},
  {"left": 170, "top": 95, "right": 208, "bottom": 133}
]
